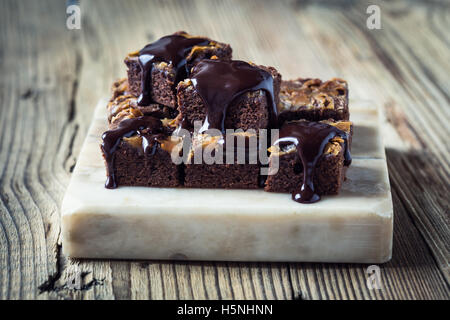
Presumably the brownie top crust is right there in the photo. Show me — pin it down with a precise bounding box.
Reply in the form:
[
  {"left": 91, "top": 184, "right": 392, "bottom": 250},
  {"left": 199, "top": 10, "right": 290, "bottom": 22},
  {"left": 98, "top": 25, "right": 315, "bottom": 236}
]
[
  {"left": 187, "top": 59, "right": 277, "bottom": 132},
  {"left": 271, "top": 120, "right": 352, "bottom": 203},
  {"left": 278, "top": 78, "right": 348, "bottom": 113},
  {"left": 101, "top": 116, "right": 178, "bottom": 189},
  {"left": 127, "top": 31, "right": 231, "bottom": 106}
]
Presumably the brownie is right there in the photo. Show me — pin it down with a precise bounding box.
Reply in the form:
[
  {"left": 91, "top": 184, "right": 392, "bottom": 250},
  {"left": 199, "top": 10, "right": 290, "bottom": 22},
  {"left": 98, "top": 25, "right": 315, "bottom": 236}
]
[
  {"left": 124, "top": 31, "right": 232, "bottom": 108},
  {"left": 177, "top": 60, "right": 282, "bottom": 132},
  {"left": 102, "top": 31, "right": 356, "bottom": 205},
  {"left": 100, "top": 115, "right": 183, "bottom": 189},
  {"left": 107, "top": 78, "right": 177, "bottom": 126},
  {"left": 184, "top": 133, "right": 261, "bottom": 189},
  {"left": 277, "top": 78, "right": 349, "bottom": 126},
  {"left": 264, "top": 120, "right": 352, "bottom": 203}
]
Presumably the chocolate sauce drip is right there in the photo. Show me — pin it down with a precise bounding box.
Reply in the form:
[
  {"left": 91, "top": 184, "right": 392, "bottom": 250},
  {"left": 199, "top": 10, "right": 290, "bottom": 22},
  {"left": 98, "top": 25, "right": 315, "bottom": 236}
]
[
  {"left": 190, "top": 60, "right": 276, "bottom": 133},
  {"left": 276, "top": 121, "right": 351, "bottom": 203},
  {"left": 137, "top": 33, "right": 210, "bottom": 106},
  {"left": 101, "top": 116, "right": 167, "bottom": 189}
]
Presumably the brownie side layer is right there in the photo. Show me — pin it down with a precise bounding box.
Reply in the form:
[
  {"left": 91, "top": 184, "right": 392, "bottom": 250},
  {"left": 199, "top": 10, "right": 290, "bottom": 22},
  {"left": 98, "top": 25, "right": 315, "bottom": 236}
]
[
  {"left": 185, "top": 163, "right": 260, "bottom": 189},
  {"left": 184, "top": 133, "right": 261, "bottom": 189},
  {"left": 106, "top": 138, "right": 182, "bottom": 188}
]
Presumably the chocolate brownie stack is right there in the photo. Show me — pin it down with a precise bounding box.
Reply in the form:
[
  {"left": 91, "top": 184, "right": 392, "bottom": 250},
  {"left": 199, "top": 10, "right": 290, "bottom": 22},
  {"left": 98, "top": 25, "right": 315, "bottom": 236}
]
[{"left": 100, "top": 31, "right": 353, "bottom": 203}]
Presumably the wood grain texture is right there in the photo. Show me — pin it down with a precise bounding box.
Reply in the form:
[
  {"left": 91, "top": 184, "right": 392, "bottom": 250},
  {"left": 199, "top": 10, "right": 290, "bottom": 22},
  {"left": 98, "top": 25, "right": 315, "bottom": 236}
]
[{"left": 0, "top": 0, "right": 448, "bottom": 300}]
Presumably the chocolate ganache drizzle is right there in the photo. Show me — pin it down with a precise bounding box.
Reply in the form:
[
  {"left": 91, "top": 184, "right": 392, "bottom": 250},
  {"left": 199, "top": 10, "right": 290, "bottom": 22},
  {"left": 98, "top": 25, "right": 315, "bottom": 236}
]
[
  {"left": 101, "top": 116, "right": 167, "bottom": 189},
  {"left": 275, "top": 121, "right": 352, "bottom": 203},
  {"left": 137, "top": 33, "right": 210, "bottom": 106},
  {"left": 190, "top": 59, "right": 277, "bottom": 132}
]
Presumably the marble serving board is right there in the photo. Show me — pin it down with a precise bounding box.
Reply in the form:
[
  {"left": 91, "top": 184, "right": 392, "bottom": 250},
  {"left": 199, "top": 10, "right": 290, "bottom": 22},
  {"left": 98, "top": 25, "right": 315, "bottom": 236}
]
[{"left": 61, "top": 100, "right": 393, "bottom": 263}]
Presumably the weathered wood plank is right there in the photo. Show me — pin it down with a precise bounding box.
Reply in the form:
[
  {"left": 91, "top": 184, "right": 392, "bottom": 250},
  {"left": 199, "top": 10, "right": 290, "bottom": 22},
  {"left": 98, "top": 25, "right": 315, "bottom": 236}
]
[{"left": 0, "top": 0, "right": 448, "bottom": 300}]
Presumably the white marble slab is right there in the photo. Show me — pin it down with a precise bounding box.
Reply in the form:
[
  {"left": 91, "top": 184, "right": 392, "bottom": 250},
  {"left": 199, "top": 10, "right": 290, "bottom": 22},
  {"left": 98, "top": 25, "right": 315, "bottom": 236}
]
[{"left": 61, "top": 100, "right": 393, "bottom": 263}]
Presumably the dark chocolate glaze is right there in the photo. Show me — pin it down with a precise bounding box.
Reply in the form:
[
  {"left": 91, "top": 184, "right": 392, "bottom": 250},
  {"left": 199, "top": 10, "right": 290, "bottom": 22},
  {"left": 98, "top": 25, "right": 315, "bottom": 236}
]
[
  {"left": 275, "top": 121, "right": 351, "bottom": 203},
  {"left": 101, "top": 116, "right": 167, "bottom": 189},
  {"left": 137, "top": 33, "right": 210, "bottom": 106},
  {"left": 190, "top": 59, "right": 276, "bottom": 133}
]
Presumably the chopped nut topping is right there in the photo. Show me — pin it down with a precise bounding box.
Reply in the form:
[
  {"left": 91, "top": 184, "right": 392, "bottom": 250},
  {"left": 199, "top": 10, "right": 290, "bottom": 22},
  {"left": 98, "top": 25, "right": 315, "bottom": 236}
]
[{"left": 110, "top": 78, "right": 130, "bottom": 100}]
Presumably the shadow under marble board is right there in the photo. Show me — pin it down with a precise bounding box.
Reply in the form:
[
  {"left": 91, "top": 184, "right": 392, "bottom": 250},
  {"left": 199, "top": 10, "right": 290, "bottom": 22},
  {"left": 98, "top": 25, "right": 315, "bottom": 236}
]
[{"left": 61, "top": 99, "right": 393, "bottom": 263}]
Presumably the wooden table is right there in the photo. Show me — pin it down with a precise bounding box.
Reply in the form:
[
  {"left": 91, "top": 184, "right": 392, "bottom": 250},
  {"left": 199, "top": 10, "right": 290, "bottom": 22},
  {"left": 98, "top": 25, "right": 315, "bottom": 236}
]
[{"left": 0, "top": 0, "right": 448, "bottom": 300}]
